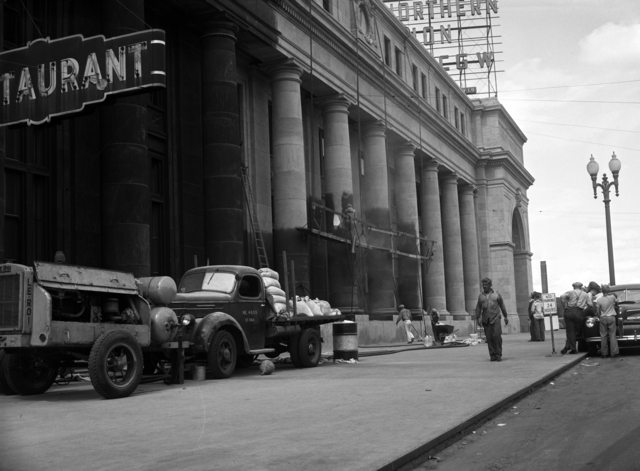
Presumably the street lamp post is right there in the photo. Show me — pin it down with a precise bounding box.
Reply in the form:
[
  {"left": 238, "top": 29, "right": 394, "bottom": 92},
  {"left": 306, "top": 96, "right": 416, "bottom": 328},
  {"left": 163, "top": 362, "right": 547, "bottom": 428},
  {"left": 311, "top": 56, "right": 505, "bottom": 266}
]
[{"left": 586, "top": 152, "right": 621, "bottom": 285}]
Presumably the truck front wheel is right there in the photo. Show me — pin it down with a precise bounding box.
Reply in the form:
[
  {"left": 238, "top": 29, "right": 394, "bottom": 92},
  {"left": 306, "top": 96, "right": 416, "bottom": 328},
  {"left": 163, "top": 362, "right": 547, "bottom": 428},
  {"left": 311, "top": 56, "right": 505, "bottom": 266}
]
[
  {"left": 297, "top": 328, "right": 322, "bottom": 368},
  {"left": 2, "top": 352, "right": 57, "bottom": 395},
  {"left": 208, "top": 331, "right": 236, "bottom": 379},
  {"left": 89, "top": 330, "right": 143, "bottom": 399}
]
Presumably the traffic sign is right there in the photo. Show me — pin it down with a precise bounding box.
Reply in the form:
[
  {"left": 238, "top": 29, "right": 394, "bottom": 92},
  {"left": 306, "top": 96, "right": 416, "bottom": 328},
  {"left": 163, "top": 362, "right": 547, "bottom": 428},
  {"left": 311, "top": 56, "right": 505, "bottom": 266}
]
[{"left": 542, "top": 293, "right": 557, "bottom": 314}]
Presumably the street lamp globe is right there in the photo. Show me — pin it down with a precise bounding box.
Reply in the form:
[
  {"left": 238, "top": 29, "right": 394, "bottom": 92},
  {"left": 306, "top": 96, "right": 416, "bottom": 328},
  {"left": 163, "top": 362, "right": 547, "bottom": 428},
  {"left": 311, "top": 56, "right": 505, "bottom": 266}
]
[
  {"left": 586, "top": 155, "right": 599, "bottom": 177},
  {"left": 609, "top": 152, "right": 621, "bottom": 175}
]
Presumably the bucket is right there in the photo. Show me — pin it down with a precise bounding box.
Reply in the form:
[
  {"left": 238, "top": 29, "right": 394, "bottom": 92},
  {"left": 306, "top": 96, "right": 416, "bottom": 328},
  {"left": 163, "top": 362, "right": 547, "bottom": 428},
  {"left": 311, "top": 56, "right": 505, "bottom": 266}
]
[
  {"left": 193, "top": 364, "right": 207, "bottom": 381},
  {"left": 333, "top": 322, "right": 358, "bottom": 361}
]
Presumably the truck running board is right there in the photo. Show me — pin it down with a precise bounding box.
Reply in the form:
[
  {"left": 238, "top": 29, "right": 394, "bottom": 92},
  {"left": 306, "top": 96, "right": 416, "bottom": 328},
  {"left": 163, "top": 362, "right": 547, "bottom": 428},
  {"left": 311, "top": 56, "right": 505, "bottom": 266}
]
[{"left": 249, "top": 348, "right": 276, "bottom": 355}]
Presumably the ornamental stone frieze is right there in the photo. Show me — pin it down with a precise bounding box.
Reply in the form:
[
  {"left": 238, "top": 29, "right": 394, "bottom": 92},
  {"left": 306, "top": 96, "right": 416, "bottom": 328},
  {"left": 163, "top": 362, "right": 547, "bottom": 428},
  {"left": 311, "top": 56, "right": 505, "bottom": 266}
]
[{"left": 351, "top": 0, "right": 379, "bottom": 48}]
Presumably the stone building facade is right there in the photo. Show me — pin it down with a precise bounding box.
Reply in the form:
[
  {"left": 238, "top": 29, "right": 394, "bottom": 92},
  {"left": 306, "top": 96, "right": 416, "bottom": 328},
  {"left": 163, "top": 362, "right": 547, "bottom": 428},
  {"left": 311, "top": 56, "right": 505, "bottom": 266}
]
[{"left": 0, "top": 0, "right": 534, "bottom": 342}]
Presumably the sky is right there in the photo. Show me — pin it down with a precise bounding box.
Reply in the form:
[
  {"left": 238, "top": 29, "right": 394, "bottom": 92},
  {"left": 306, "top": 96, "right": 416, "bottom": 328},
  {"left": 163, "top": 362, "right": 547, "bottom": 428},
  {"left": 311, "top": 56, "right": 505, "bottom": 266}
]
[{"left": 496, "top": 1, "right": 640, "bottom": 295}]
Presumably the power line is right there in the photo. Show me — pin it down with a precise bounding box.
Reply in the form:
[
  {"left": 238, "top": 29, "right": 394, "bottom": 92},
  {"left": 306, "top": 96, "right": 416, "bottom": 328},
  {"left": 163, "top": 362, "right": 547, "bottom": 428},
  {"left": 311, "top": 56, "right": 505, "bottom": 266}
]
[
  {"left": 519, "top": 119, "right": 640, "bottom": 134},
  {"left": 500, "top": 99, "right": 640, "bottom": 105},
  {"left": 500, "top": 79, "right": 640, "bottom": 93},
  {"left": 524, "top": 131, "right": 640, "bottom": 152}
]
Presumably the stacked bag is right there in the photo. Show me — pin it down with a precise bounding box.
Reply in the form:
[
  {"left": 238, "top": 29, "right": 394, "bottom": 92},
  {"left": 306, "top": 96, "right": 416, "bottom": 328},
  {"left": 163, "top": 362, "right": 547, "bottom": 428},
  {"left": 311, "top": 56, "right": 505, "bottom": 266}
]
[
  {"left": 288, "top": 296, "right": 341, "bottom": 317},
  {"left": 258, "top": 268, "right": 342, "bottom": 318},
  {"left": 259, "top": 268, "right": 287, "bottom": 315}
]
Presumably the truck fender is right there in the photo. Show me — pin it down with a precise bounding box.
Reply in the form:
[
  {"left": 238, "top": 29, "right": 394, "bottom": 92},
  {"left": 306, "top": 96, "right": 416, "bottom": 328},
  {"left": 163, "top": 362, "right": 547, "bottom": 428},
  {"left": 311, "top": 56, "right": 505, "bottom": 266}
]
[{"left": 193, "top": 312, "right": 250, "bottom": 355}]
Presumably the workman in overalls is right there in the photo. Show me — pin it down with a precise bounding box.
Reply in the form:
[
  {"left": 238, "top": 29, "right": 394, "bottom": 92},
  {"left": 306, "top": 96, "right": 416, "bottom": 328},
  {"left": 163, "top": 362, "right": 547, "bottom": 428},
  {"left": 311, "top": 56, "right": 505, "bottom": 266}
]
[{"left": 475, "top": 277, "right": 509, "bottom": 361}]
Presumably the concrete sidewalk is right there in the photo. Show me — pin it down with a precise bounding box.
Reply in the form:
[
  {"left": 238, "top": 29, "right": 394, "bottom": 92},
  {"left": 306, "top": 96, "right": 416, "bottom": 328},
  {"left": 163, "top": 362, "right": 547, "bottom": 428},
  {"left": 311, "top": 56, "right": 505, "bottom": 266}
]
[{"left": 0, "top": 331, "right": 584, "bottom": 471}]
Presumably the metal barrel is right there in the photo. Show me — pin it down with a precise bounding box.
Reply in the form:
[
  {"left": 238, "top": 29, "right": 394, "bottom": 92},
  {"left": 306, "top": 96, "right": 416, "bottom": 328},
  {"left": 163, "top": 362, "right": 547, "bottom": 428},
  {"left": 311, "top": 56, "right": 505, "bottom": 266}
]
[
  {"left": 193, "top": 364, "right": 207, "bottom": 381},
  {"left": 333, "top": 322, "right": 358, "bottom": 361}
]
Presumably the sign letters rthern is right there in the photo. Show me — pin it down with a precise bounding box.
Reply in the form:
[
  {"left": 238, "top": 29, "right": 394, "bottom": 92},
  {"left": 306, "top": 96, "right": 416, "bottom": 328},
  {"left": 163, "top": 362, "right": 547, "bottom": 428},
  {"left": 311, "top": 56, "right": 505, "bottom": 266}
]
[{"left": 0, "top": 29, "right": 166, "bottom": 127}]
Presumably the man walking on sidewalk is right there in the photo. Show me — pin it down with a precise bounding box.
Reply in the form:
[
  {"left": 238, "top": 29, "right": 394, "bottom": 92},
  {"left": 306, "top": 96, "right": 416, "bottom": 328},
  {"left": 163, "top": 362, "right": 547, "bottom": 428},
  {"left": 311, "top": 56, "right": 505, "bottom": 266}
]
[
  {"left": 475, "top": 278, "right": 509, "bottom": 361},
  {"left": 396, "top": 304, "right": 414, "bottom": 344}
]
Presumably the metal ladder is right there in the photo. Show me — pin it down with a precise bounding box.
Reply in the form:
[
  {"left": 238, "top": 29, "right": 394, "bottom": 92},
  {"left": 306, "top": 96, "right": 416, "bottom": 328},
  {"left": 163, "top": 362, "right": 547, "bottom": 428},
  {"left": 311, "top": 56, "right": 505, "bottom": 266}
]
[{"left": 241, "top": 165, "right": 269, "bottom": 268}]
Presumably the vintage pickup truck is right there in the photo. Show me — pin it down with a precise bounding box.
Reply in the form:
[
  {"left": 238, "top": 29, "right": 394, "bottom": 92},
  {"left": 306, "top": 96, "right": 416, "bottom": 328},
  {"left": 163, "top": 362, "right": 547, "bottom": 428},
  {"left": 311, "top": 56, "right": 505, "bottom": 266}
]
[
  {"left": 0, "top": 263, "right": 343, "bottom": 399},
  {"left": 170, "top": 265, "right": 344, "bottom": 378}
]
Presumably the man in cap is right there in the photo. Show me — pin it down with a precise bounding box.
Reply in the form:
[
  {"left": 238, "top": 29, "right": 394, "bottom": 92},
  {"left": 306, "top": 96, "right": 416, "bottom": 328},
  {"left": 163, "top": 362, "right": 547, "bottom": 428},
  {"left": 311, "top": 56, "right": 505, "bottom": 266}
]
[
  {"left": 560, "top": 281, "right": 592, "bottom": 354},
  {"left": 596, "top": 284, "right": 620, "bottom": 358},
  {"left": 396, "top": 304, "right": 414, "bottom": 344},
  {"left": 584, "top": 281, "right": 601, "bottom": 318},
  {"left": 475, "top": 277, "right": 509, "bottom": 361}
]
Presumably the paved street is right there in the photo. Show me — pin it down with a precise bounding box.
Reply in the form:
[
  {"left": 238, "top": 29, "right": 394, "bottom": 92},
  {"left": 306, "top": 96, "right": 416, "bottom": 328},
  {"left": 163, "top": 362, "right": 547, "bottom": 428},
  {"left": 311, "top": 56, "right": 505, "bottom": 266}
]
[
  {"left": 1, "top": 332, "right": 583, "bottom": 471},
  {"left": 401, "top": 348, "right": 640, "bottom": 471}
]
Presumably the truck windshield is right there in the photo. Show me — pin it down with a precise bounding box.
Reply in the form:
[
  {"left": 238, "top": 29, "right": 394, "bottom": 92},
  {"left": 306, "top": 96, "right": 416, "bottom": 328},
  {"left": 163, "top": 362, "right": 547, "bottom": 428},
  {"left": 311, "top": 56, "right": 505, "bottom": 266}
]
[{"left": 179, "top": 271, "right": 237, "bottom": 293}]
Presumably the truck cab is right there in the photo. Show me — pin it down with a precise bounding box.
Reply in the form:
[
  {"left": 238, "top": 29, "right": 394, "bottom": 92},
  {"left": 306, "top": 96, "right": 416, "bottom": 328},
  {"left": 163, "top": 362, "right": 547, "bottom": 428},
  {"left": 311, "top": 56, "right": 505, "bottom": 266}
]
[{"left": 170, "top": 265, "right": 283, "bottom": 378}]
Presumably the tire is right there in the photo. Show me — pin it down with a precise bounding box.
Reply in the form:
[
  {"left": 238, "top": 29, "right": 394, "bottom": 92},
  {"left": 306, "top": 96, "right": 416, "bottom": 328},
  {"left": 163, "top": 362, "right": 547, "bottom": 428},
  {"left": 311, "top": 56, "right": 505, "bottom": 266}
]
[
  {"left": 587, "top": 341, "right": 599, "bottom": 357},
  {"left": 297, "top": 328, "right": 322, "bottom": 368},
  {"left": 2, "top": 352, "right": 57, "bottom": 395},
  {"left": 89, "top": 330, "right": 143, "bottom": 400},
  {"left": 289, "top": 332, "right": 303, "bottom": 368},
  {"left": 207, "top": 331, "right": 236, "bottom": 379},
  {"left": 0, "top": 350, "right": 17, "bottom": 395},
  {"left": 236, "top": 354, "right": 258, "bottom": 369}
]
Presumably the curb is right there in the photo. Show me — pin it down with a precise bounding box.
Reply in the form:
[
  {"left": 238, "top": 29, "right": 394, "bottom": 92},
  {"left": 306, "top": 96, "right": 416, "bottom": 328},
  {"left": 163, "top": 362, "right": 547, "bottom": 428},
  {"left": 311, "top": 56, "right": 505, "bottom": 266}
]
[{"left": 377, "top": 352, "right": 588, "bottom": 471}]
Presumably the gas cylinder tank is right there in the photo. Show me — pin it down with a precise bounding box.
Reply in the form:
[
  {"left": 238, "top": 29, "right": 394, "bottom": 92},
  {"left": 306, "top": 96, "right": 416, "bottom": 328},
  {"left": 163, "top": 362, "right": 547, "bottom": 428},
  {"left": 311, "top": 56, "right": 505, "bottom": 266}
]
[
  {"left": 137, "top": 276, "right": 177, "bottom": 306},
  {"left": 149, "top": 306, "right": 178, "bottom": 344}
]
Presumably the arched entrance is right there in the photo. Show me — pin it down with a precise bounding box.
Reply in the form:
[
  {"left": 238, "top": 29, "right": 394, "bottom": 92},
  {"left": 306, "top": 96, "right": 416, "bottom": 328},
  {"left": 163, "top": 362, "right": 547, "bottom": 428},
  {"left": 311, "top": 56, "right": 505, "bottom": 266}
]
[{"left": 512, "top": 208, "right": 533, "bottom": 331}]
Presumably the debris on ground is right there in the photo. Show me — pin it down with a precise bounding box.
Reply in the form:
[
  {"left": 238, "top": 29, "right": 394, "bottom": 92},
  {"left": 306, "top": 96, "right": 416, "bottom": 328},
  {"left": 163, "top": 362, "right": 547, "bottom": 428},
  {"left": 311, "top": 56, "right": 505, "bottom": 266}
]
[{"left": 335, "top": 358, "right": 358, "bottom": 364}]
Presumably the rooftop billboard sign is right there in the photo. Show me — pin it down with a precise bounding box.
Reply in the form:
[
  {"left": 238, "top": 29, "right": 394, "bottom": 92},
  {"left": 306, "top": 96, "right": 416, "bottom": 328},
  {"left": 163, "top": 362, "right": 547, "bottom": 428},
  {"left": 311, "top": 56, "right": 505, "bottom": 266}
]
[
  {"left": 383, "top": 1, "right": 500, "bottom": 95},
  {"left": 0, "top": 29, "right": 166, "bottom": 127}
]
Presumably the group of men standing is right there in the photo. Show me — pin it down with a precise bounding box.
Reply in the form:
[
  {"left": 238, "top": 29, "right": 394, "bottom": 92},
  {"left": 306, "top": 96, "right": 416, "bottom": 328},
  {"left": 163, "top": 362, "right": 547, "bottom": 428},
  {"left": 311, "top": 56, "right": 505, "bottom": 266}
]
[{"left": 560, "top": 281, "right": 619, "bottom": 358}]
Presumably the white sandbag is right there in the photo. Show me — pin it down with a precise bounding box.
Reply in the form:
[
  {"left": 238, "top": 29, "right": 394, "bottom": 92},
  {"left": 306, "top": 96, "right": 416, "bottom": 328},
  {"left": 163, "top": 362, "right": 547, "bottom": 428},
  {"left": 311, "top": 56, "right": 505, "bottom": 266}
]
[
  {"left": 289, "top": 296, "right": 313, "bottom": 316},
  {"left": 266, "top": 286, "right": 285, "bottom": 297},
  {"left": 262, "top": 277, "right": 281, "bottom": 289},
  {"left": 259, "top": 268, "right": 279, "bottom": 281},
  {"left": 317, "top": 300, "right": 332, "bottom": 316},
  {"left": 329, "top": 308, "right": 341, "bottom": 316},
  {"left": 271, "top": 295, "right": 286, "bottom": 305},
  {"left": 304, "top": 297, "right": 323, "bottom": 316},
  {"left": 262, "top": 276, "right": 282, "bottom": 289}
]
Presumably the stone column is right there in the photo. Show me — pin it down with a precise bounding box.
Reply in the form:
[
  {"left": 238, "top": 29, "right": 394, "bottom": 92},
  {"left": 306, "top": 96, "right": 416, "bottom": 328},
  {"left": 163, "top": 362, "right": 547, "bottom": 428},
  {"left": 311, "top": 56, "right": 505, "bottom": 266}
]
[
  {"left": 459, "top": 184, "right": 481, "bottom": 315},
  {"left": 201, "top": 16, "right": 244, "bottom": 265},
  {"left": 394, "top": 142, "right": 421, "bottom": 311},
  {"left": 475, "top": 161, "right": 491, "bottom": 277},
  {"left": 420, "top": 160, "right": 448, "bottom": 315},
  {"left": 319, "top": 94, "right": 357, "bottom": 310},
  {"left": 440, "top": 173, "right": 466, "bottom": 317},
  {"left": 267, "top": 60, "right": 309, "bottom": 291},
  {"left": 362, "top": 121, "right": 394, "bottom": 316},
  {"left": 100, "top": 0, "right": 149, "bottom": 276}
]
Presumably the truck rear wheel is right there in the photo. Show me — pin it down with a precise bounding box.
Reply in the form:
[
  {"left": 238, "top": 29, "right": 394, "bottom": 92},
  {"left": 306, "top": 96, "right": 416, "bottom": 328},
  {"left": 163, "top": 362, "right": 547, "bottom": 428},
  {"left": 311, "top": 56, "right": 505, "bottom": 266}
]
[
  {"left": 298, "top": 328, "right": 322, "bottom": 368},
  {"left": 2, "top": 352, "right": 57, "bottom": 395},
  {"left": 208, "top": 331, "right": 236, "bottom": 379},
  {"left": 89, "top": 330, "right": 143, "bottom": 399},
  {"left": 289, "top": 332, "right": 303, "bottom": 368}
]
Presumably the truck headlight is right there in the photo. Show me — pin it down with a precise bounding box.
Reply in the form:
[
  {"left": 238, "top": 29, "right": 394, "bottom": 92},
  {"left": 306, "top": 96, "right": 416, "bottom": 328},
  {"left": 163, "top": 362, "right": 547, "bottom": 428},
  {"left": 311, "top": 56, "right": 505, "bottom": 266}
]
[
  {"left": 586, "top": 317, "right": 598, "bottom": 328},
  {"left": 181, "top": 314, "right": 195, "bottom": 326}
]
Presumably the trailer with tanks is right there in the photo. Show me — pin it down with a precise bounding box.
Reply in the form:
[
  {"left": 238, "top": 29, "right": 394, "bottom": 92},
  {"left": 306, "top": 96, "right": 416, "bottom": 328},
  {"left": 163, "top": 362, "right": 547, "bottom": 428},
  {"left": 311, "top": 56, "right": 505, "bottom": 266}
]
[{"left": 0, "top": 262, "right": 344, "bottom": 399}]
